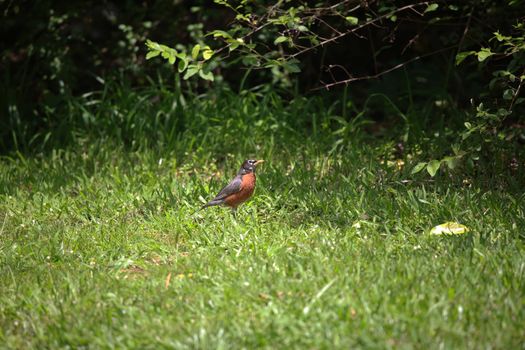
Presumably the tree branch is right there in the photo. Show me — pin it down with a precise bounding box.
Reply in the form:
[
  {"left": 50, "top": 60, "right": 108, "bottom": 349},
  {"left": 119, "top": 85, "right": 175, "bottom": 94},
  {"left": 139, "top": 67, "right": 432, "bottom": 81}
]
[
  {"left": 288, "top": 2, "right": 430, "bottom": 59},
  {"left": 509, "top": 68, "right": 525, "bottom": 112},
  {"left": 313, "top": 45, "right": 458, "bottom": 91}
]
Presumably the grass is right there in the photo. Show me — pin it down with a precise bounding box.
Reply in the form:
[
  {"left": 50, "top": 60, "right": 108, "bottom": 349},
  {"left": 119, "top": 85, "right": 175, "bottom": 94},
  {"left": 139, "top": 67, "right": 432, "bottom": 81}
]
[{"left": 0, "top": 86, "right": 524, "bottom": 349}]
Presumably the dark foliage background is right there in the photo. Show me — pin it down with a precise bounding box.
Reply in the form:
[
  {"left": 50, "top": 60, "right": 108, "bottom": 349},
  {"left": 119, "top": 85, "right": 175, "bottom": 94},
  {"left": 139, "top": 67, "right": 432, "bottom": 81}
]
[{"left": 1, "top": 0, "right": 524, "bottom": 155}]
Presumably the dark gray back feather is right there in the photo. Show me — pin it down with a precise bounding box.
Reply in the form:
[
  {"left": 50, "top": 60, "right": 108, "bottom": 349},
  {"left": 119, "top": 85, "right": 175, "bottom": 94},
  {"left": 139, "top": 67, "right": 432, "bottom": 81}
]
[{"left": 213, "top": 175, "right": 242, "bottom": 200}]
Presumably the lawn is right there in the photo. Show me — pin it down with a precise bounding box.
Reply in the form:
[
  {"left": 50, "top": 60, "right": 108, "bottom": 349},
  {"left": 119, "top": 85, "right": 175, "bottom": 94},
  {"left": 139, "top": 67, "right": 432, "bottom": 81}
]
[{"left": 1, "top": 88, "right": 524, "bottom": 349}]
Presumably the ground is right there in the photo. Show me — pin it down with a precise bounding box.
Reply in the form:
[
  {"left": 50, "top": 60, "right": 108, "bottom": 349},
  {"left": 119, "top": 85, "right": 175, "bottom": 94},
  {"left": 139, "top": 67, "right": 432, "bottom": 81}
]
[{"left": 0, "top": 90, "right": 524, "bottom": 348}]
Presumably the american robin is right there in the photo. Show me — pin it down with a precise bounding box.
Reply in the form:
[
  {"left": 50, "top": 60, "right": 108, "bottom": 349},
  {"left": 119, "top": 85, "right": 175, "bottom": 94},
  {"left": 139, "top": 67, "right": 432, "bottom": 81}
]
[{"left": 202, "top": 159, "right": 264, "bottom": 211}]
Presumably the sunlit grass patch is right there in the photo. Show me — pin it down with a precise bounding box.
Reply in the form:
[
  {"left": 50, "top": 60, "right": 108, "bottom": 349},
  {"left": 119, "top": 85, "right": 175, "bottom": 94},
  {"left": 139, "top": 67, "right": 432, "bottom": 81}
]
[{"left": 0, "top": 87, "right": 524, "bottom": 349}]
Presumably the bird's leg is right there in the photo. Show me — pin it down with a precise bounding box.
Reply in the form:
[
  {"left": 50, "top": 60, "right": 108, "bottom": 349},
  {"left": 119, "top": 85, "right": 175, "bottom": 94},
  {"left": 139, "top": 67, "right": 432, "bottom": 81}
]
[{"left": 231, "top": 207, "right": 237, "bottom": 219}]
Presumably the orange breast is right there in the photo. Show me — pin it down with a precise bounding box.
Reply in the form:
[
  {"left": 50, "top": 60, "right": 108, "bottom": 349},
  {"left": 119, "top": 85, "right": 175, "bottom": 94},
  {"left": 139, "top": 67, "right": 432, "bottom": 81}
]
[{"left": 224, "top": 173, "right": 256, "bottom": 208}]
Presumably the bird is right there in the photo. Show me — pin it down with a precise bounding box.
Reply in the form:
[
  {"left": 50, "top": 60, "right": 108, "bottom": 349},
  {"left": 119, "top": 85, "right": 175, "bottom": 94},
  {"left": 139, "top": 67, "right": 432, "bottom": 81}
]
[{"left": 202, "top": 159, "right": 264, "bottom": 212}]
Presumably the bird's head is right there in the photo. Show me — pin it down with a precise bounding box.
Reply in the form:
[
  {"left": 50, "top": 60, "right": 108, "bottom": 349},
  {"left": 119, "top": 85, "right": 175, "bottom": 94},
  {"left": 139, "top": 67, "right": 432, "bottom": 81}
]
[{"left": 239, "top": 159, "right": 264, "bottom": 174}]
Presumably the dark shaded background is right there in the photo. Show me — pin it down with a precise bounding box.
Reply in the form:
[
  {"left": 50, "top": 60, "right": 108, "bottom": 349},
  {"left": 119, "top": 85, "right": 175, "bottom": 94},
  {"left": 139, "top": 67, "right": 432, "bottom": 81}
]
[{"left": 1, "top": 0, "right": 523, "bottom": 152}]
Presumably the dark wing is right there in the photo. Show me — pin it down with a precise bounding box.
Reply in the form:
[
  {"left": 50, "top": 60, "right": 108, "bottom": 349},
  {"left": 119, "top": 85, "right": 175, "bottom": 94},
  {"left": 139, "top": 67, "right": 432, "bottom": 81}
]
[
  {"left": 213, "top": 175, "right": 242, "bottom": 200},
  {"left": 202, "top": 175, "right": 242, "bottom": 208}
]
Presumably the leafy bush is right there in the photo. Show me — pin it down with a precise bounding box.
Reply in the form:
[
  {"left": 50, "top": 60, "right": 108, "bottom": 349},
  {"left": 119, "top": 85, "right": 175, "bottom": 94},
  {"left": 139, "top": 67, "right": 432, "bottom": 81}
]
[
  {"left": 146, "top": 1, "right": 524, "bottom": 176},
  {"left": 2, "top": 0, "right": 524, "bottom": 172}
]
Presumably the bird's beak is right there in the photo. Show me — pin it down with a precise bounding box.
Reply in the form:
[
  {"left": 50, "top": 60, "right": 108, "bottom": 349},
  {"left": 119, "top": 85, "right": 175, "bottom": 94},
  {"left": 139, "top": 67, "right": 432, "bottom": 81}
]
[{"left": 254, "top": 160, "right": 264, "bottom": 166}]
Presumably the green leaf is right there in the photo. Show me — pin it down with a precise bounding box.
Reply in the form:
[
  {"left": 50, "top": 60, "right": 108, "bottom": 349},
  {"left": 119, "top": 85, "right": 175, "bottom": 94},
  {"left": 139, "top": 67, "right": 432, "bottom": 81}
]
[
  {"left": 229, "top": 42, "right": 240, "bottom": 51},
  {"left": 213, "top": 0, "right": 233, "bottom": 10},
  {"left": 210, "top": 30, "right": 232, "bottom": 39},
  {"left": 146, "top": 51, "right": 160, "bottom": 60},
  {"left": 199, "top": 69, "right": 214, "bottom": 81},
  {"left": 442, "top": 156, "right": 460, "bottom": 170},
  {"left": 497, "top": 108, "right": 511, "bottom": 118},
  {"left": 202, "top": 47, "right": 214, "bottom": 60},
  {"left": 242, "top": 54, "right": 260, "bottom": 66},
  {"left": 226, "top": 38, "right": 244, "bottom": 52},
  {"left": 424, "top": 3, "right": 439, "bottom": 13},
  {"left": 159, "top": 44, "right": 173, "bottom": 52},
  {"left": 145, "top": 39, "right": 162, "bottom": 50},
  {"left": 183, "top": 65, "right": 199, "bottom": 80},
  {"left": 426, "top": 159, "right": 441, "bottom": 177},
  {"left": 455, "top": 51, "right": 474, "bottom": 65},
  {"left": 191, "top": 44, "right": 200, "bottom": 60},
  {"left": 235, "top": 13, "right": 251, "bottom": 22},
  {"left": 345, "top": 16, "right": 359, "bottom": 25},
  {"left": 274, "top": 36, "right": 288, "bottom": 45},
  {"left": 168, "top": 54, "right": 176, "bottom": 65},
  {"left": 178, "top": 58, "right": 188, "bottom": 73},
  {"left": 493, "top": 31, "right": 511, "bottom": 42},
  {"left": 411, "top": 162, "right": 427, "bottom": 174},
  {"left": 283, "top": 60, "right": 301, "bottom": 73},
  {"left": 477, "top": 48, "right": 494, "bottom": 62},
  {"left": 503, "top": 89, "right": 514, "bottom": 100},
  {"left": 297, "top": 25, "right": 309, "bottom": 32},
  {"left": 430, "top": 222, "right": 469, "bottom": 235},
  {"left": 308, "top": 35, "right": 320, "bottom": 46}
]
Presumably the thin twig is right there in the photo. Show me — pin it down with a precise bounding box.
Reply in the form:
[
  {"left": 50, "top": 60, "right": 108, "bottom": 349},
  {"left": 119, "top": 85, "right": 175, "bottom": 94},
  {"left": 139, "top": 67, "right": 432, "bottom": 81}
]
[
  {"left": 316, "top": 17, "right": 343, "bottom": 35},
  {"left": 457, "top": 7, "right": 474, "bottom": 55},
  {"left": 289, "top": 2, "right": 430, "bottom": 59},
  {"left": 328, "top": 64, "right": 353, "bottom": 80},
  {"left": 313, "top": 45, "right": 458, "bottom": 91},
  {"left": 509, "top": 68, "right": 525, "bottom": 112},
  {"left": 367, "top": 25, "right": 378, "bottom": 74},
  {"left": 210, "top": 0, "right": 284, "bottom": 58},
  {"left": 401, "top": 24, "right": 427, "bottom": 55},
  {"left": 302, "top": 0, "right": 360, "bottom": 14}
]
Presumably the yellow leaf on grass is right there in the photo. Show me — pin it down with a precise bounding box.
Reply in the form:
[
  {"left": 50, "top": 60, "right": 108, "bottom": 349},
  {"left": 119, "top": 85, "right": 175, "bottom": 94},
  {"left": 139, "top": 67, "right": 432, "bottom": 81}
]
[
  {"left": 430, "top": 222, "right": 469, "bottom": 235},
  {"left": 165, "top": 272, "right": 172, "bottom": 289}
]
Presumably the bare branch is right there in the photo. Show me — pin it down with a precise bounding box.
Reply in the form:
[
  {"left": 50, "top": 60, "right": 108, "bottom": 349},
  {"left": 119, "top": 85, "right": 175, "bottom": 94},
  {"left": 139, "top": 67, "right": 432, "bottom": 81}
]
[
  {"left": 288, "top": 2, "right": 430, "bottom": 59},
  {"left": 401, "top": 24, "right": 428, "bottom": 55},
  {"left": 313, "top": 45, "right": 458, "bottom": 91},
  {"left": 315, "top": 17, "right": 343, "bottom": 35},
  {"left": 457, "top": 7, "right": 474, "bottom": 55},
  {"left": 327, "top": 64, "right": 353, "bottom": 80},
  {"left": 509, "top": 68, "right": 525, "bottom": 112}
]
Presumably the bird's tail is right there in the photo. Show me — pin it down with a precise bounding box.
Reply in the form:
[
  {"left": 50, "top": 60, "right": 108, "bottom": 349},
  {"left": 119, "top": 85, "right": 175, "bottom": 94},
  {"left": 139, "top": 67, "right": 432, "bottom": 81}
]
[
  {"left": 201, "top": 199, "right": 223, "bottom": 210},
  {"left": 191, "top": 199, "right": 224, "bottom": 217},
  {"left": 191, "top": 200, "right": 227, "bottom": 218}
]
